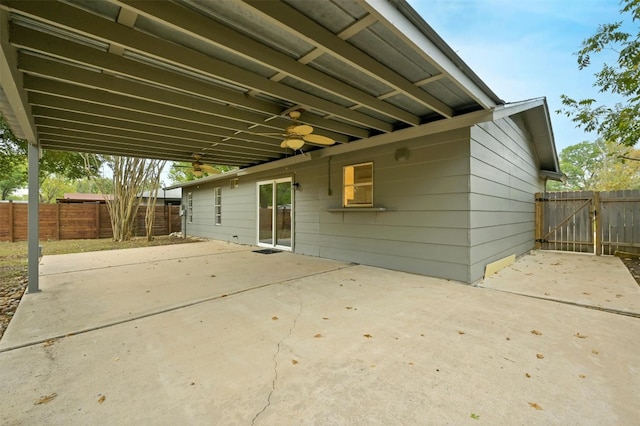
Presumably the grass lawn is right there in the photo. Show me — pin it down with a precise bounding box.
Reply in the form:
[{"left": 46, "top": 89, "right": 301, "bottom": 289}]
[{"left": 0, "top": 236, "right": 204, "bottom": 339}]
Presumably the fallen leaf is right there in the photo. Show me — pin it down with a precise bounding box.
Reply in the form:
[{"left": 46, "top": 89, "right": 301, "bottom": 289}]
[
  {"left": 43, "top": 339, "right": 57, "bottom": 347},
  {"left": 525, "top": 373, "right": 531, "bottom": 378},
  {"left": 471, "top": 413, "right": 480, "bottom": 420},
  {"left": 271, "top": 316, "right": 278, "bottom": 320},
  {"left": 97, "top": 395, "right": 106, "bottom": 404},
  {"left": 506, "top": 337, "right": 511, "bottom": 341},
  {"left": 544, "top": 292, "right": 550, "bottom": 295},
  {"left": 530, "top": 330, "right": 542, "bottom": 335},
  {"left": 322, "top": 317, "right": 329, "bottom": 320},
  {"left": 574, "top": 332, "right": 588, "bottom": 339},
  {"left": 582, "top": 292, "right": 591, "bottom": 295},
  {"left": 291, "top": 359, "right": 298, "bottom": 365},
  {"left": 457, "top": 330, "right": 465, "bottom": 335},
  {"left": 536, "top": 353, "right": 544, "bottom": 359},
  {"left": 314, "top": 333, "right": 322, "bottom": 338},
  {"left": 363, "top": 334, "right": 372, "bottom": 338},
  {"left": 408, "top": 362, "right": 414, "bottom": 365},
  {"left": 34, "top": 393, "right": 57, "bottom": 405},
  {"left": 345, "top": 306, "right": 353, "bottom": 310},
  {"left": 528, "top": 402, "right": 543, "bottom": 410},
  {"left": 591, "top": 349, "right": 599, "bottom": 355},
  {"left": 579, "top": 374, "right": 586, "bottom": 378},
  {"left": 615, "top": 294, "right": 623, "bottom": 298}
]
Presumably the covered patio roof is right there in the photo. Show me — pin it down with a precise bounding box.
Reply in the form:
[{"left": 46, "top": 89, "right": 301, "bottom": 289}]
[{"left": 0, "top": 0, "right": 505, "bottom": 168}]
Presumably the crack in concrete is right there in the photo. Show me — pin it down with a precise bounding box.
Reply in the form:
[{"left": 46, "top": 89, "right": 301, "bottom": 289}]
[{"left": 251, "top": 296, "right": 303, "bottom": 425}]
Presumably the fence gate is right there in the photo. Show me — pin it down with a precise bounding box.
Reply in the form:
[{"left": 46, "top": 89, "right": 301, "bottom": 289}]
[
  {"left": 536, "top": 191, "right": 595, "bottom": 253},
  {"left": 536, "top": 190, "right": 640, "bottom": 255}
]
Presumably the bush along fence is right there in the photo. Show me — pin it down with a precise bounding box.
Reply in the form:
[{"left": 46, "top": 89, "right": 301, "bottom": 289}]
[
  {"left": 0, "top": 202, "right": 181, "bottom": 242},
  {"left": 535, "top": 190, "right": 640, "bottom": 255}
]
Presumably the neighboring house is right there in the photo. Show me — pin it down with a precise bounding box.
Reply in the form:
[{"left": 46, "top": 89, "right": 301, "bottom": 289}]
[
  {"left": 56, "top": 193, "right": 112, "bottom": 204},
  {"left": 57, "top": 189, "right": 181, "bottom": 205},
  {"left": 170, "top": 98, "right": 561, "bottom": 283},
  {"left": 140, "top": 188, "right": 182, "bottom": 206}
]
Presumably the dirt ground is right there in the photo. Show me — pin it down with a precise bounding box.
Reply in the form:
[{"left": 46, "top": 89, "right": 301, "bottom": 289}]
[{"left": 621, "top": 257, "right": 640, "bottom": 286}]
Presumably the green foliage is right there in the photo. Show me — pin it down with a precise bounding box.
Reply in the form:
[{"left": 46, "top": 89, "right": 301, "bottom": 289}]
[
  {"left": 557, "top": 0, "right": 640, "bottom": 147},
  {"left": 0, "top": 115, "right": 28, "bottom": 199},
  {"left": 549, "top": 140, "right": 640, "bottom": 190}
]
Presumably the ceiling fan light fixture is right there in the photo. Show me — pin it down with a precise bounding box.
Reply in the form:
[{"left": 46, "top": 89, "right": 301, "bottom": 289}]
[{"left": 286, "top": 137, "right": 305, "bottom": 150}]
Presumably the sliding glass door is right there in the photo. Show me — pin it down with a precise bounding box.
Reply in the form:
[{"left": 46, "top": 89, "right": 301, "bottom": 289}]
[{"left": 257, "top": 178, "right": 292, "bottom": 250}]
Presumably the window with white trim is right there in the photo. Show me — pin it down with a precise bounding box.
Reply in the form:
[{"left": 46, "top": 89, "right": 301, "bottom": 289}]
[
  {"left": 214, "top": 187, "right": 222, "bottom": 225},
  {"left": 187, "top": 192, "right": 193, "bottom": 223},
  {"left": 343, "top": 162, "right": 373, "bottom": 207}
]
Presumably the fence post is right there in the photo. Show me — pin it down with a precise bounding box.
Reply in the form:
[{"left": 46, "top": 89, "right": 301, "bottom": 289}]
[
  {"left": 593, "top": 192, "right": 602, "bottom": 256},
  {"left": 56, "top": 203, "right": 61, "bottom": 240},
  {"left": 8, "top": 200, "right": 14, "bottom": 242},
  {"left": 95, "top": 202, "right": 100, "bottom": 239}
]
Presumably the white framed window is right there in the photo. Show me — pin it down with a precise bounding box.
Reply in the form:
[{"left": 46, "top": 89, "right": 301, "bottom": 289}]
[
  {"left": 343, "top": 162, "right": 373, "bottom": 207},
  {"left": 230, "top": 178, "right": 239, "bottom": 189},
  {"left": 187, "top": 192, "right": 193, "bottom": 223},
  {"left": 214, "top": 187, "right": 222, "bottom": 225}
]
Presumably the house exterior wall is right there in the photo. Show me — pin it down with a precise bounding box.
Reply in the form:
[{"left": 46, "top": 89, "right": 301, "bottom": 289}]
[
  {"left": 181, "top": 119, "right": 546, "bottom": 284},
  {"left": 468, "top": 117, "right": 545, "bottom": 282},
  {"left": 183, "top": 127, "right": 473, "bottom": 282}
]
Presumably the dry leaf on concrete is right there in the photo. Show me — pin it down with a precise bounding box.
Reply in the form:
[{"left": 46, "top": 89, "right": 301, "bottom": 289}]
[
  {"left": 536, "top": 353, "right": 544, "bottom": 359},
  {"left": 457, "top": 330, "right": 465, "bottom": 335},
  {"left": 574, "top": 332, "right": 588, "bottom": 339},
  {"left": 34, "top": 393, "right": 57, "bottom": 405},
  {"left": 97, "top": 395, "right": 106, "bottom": 404},
  {"left": 363, "top": 334, "right": 372, "bottom": 338},
  {"left": 530, "top": 330, "right": 542, "bottom": 335},
  {"left": 314, "top": 333, "right": 322, "bottom": 338},
  {"left": 528, "top": 402, "right": 543, "bottom": 410},
  {"left": 271, "top": 316, "right": 278, "bottom": 320}
]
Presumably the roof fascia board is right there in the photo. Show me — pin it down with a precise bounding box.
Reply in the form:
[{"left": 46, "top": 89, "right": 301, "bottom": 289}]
[
  {"left": 0, "top": 9, "right": 37, "bottom": 143},
  {"left": 361, "top": 0, "right": 500, "bottom": 110},
  {"left": 493, "top": 98, "right": 561, "bottom": 174}
]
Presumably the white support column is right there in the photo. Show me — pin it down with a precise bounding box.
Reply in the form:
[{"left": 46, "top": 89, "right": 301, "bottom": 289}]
[{"left": 27, "top": 142, "right": 40, "bottom": 293}]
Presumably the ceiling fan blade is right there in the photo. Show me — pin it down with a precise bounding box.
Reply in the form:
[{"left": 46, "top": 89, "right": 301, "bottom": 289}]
[
  {"left": 304, "top": 134, "right": 335, "bottom": 145},
  {"left": 285, "top": 137, "right": 305, "bottom": 150},
  {"left": 291, "top": 124, "right": 313, "bottom": 135},
  {"left": 200, "top": 164, "right": 221, "bottom": 174},
  {"left": 280, "top": 140, "right": 289, "bottom": 148}
]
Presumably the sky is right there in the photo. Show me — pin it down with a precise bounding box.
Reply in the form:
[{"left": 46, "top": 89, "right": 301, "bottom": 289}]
[{"left": 407, "top": 0, "right": 628, "bottom": 153}]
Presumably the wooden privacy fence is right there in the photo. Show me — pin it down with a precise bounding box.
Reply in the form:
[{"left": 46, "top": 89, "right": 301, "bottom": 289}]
[
  {"left": 535, "top": 190, "right": 640, "bottom": 255},
  {"left": 0, "top": 202, "right": 181, "bottom": 242}
]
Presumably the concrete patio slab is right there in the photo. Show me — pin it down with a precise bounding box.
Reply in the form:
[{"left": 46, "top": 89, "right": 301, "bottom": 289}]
[
  {"left": 481, "top": 250, "right": 640, "bottom": 316},
  {"left": 1, "top": 243, "right": 639, "bottom": 425}
]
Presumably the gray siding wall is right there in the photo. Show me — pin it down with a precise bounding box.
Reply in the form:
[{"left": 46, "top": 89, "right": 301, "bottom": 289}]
[
  {"left": 469, "top": 117, "right": 545, "bottom": 282},
  {"left": 183, "top": 127, "right": 473, "bottom": 282}
]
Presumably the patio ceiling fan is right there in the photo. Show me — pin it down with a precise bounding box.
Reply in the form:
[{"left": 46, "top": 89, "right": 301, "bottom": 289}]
[
  {"left": 256, "top": 110, "right": 336, "bottom": 150},
  {"left": 178, "top": 153, "right": 221, "bottom": 177}
]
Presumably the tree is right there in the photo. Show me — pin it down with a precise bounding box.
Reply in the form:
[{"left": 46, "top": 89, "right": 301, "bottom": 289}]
[
  {"left": 0, "top": 161, "right": 27, "bottom": 200},
  {"left": 39, "top": 174, "right": 76, "bottom": 203},
  {"left": 143, "top": 160, "right": 167, "bottom": 241},
  {"left": 0, "top": 115, "right": 27, "bottom": 198},
  {"left": 85, "top": 155, "right": 167, "bottom": 241},
  {"left": 558, "top": 0, "right": 640, "bottom": 147},
  {"left": 549, "top": 140, "right": 640, "bottom": 190}
]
